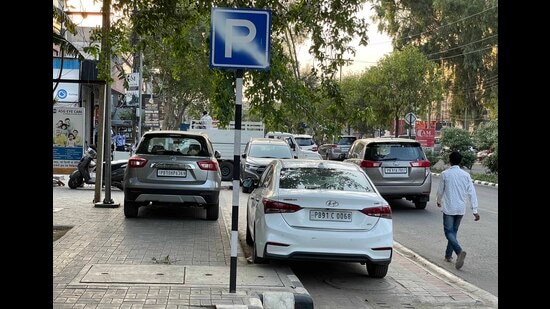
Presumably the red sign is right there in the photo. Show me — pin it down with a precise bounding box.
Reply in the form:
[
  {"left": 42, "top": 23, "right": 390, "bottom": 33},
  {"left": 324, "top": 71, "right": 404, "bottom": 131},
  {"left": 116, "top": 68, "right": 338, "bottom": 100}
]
[
  {"left": 415, "top": 128, "right": 435, "bottom": 147},
  {"left": 415, "top": 120, "right": 437, "bottom": 129}
]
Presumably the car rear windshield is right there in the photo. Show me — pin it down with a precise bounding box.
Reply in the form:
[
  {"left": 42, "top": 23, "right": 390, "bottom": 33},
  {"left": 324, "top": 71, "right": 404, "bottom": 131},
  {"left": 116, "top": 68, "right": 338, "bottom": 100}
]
[
  {"left": 338, "top": 136, "right": 356, "bottom": 145},
  {"left": 295, "top": 137, "right": 315, "bottom": 146},
  {"left": 136, "top": 134, "right": 209, "bottom": 156},
  {"left": 278, "top": 167, "right": 374, "bottom": 192},
  {"left": 249, "top": 144, "right": 292, "bottom": 158},
  {"left": 364, "top": 142, "right": 425, "bottom": 161}
]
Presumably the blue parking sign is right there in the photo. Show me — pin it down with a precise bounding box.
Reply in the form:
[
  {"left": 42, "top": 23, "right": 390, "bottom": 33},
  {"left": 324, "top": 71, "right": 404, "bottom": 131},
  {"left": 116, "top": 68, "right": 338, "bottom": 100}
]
[{"left": 210, "top": 7, "right": 272, "bottom": 70}]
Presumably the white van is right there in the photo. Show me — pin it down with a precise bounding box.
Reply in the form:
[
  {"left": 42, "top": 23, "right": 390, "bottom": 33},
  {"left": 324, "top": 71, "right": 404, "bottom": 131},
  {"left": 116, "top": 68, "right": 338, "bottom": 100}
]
[{"left": 265, "top": 131, "right": 322, "bottom": 160}]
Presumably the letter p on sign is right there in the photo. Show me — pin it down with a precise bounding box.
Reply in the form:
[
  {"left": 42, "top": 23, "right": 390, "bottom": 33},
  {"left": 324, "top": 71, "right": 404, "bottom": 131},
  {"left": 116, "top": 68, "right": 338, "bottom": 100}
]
[
  {"left": 210, "top": 7, "right": 272, "bottom": 71},
  {"left": 225, "top": 19, "right": 256, "bottom": 57}
]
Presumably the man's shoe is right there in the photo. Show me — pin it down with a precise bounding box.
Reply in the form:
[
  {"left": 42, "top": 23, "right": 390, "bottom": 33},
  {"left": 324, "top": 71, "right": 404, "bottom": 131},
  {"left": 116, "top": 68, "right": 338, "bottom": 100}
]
[
  {"left": 455, "top": 251, "right": 466, "bottom": 269},
  {"left": 445, "top": 256, "right": 453, "bottom": 263}
]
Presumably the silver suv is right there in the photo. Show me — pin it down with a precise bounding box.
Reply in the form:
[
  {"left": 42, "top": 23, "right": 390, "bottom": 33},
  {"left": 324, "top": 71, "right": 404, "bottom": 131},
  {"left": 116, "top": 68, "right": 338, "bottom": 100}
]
[
  {"left": 123, "top": 131, "right": 222, "bottom": 220},
  {"left": 345, "top": 138, "right": 431, "bottom": 209},
  {"left": 240, "top": 138, "right": 293, "bottom": 193},
  {"left": 318, "top": 135, "right": 357, "bottom": 160}
]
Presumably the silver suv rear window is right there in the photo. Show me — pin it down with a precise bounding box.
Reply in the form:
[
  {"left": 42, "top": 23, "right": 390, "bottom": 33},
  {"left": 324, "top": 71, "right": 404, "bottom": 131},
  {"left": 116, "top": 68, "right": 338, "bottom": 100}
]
[
  {"left": 365, "top": 142, "right": 425, "bottom": 161},
  {"left": 136, "top": 134, "right": 209, "bottom": 156}
]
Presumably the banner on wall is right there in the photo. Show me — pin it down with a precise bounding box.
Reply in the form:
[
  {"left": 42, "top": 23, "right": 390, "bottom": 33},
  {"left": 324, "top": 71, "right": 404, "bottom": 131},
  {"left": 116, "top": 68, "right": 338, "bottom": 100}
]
[
  {"left": 53, "top": 57, "right": 80, "bottom": 103},
  {"left": 53, "top": 107, "right": 85, "bottom": 169}
]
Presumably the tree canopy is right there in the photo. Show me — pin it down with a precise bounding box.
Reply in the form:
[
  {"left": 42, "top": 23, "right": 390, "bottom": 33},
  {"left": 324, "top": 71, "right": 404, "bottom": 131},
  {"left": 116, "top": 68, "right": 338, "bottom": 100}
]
[{"left": 369, "top": 0, "right": 498, "bottom": 129}]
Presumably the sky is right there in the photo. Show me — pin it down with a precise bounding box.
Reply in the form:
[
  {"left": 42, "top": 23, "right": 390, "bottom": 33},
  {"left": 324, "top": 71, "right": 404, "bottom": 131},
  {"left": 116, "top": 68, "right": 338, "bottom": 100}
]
[{"left": 296, "top": 3, "right": 393, "bottom": 78}]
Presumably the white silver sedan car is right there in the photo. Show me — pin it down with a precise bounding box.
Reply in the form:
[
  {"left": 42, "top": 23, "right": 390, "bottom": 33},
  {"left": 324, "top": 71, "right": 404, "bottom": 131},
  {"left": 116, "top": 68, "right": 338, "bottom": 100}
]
[{"left": 245, "top": 159, "right": 393, "bottom": 278}]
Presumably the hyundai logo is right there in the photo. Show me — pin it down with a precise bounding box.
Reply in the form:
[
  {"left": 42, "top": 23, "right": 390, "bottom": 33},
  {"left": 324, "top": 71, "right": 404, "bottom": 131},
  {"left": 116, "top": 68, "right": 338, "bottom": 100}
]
[{"left": 326, "top": 200, "right": 339, "bottom": 207}]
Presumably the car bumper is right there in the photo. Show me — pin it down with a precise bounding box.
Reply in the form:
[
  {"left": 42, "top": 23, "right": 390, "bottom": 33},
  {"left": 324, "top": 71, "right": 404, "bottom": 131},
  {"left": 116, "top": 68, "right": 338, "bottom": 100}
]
[
  {"left": 375, "top": 176, "right": 432, "bottom": 199},
  {"left": 124, "top": 179, "right": 220, "bottom": 204},
  {"left": 256, "top": 216, "right": 393, "bottom": 264}
]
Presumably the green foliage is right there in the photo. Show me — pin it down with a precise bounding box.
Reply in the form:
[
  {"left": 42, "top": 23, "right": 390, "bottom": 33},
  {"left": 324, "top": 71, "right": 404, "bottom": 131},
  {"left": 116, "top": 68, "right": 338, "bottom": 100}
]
[
  {"left": 482, "top": 144, "right": 498, "bottom": 174},
  {"left": 357, "top": 46, "right": 444, "bottom": 131},
  {"left": 424, "top": 148, "right": 441, "bottom": 167},
  {"left": 370, "top": 0, "right": 498, "bottom": 129},
  {"left": 472, "top": 120, "right": 497, "bottom": 151},
  {"left": 470, "top": 173, "right": 497, "bottom": 184},
  {"left": 439, "top": 127, "right": 476, "bottom": 169}
]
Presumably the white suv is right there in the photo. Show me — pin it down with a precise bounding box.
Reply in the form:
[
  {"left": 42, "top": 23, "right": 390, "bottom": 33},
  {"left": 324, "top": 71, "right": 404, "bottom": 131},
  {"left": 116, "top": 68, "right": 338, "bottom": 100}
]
[{"left": 293, "top": 134, "right": 318, "bottom": 152}]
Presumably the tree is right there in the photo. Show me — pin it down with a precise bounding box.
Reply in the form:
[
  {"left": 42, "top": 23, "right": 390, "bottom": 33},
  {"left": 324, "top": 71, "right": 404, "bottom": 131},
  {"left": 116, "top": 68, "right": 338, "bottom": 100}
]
[
  {"left": 472, "top": 119, "right": 497, "bottom": 151},
  {"left": 340, "top": 73, "right": 376, "bottom": 137},
  {"left": 359, "top": 46, "right": 444, "bottom": 136},
  {"left": 369, "top": 0, "right": 498, "bottom": 129},
  {"left": 439, "top": 127, "right": 476, "bottom": 169},
  {"left": 96, "top": 0, "right": 374, "bottom": 132}
]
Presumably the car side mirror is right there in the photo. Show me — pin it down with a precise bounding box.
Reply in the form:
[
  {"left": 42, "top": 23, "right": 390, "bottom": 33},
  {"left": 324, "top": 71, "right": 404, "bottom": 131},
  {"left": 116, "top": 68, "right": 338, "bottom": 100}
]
[
  {"left": 214, "top": 150, "right": 221, "bottom": 159},
  {"left": 242, "top": 178, "right": 255, "bottom": 190},
  {"left": 241, "top": 153, "right": 247, "bottom": 158}
]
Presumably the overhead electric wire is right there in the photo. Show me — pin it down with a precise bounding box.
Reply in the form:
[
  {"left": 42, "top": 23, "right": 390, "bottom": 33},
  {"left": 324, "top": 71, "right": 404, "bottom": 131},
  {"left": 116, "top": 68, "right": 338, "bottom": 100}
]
[
  {"left": 426, "top": 34, "right": 498, "bottom": 58},
  {"left": 367, "top": 5, "right": 498, "bottom": 46},
  {"left": 429, "top": 45, "right": 496, "bottom": 61}
]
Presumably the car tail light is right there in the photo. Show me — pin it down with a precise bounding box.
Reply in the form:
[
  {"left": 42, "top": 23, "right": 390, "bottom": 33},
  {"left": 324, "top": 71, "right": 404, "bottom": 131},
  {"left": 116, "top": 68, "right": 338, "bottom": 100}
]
[
  {"left": 198, "top": 160, "right": 219, "bottom": 171},
  {"left": 360, "top": 160, "right": 382, "bottom": 168},
  {"left": 410, "top": 160, "right": 430, "bottom": 167},
  {"left": 360, "top": 205, "right": 392, "bottom": 219},
  {"left": 312, "top": 146, "right": 318, "bottom": 151},
  {"left": 262, "top": 198, "right": 302, "bottom": 214},
  {"left": 128, "top": 157, "right": 148, "bottom": 168},
  {"left": 331, "top": 144, "right": 337, "bottom": 148}
]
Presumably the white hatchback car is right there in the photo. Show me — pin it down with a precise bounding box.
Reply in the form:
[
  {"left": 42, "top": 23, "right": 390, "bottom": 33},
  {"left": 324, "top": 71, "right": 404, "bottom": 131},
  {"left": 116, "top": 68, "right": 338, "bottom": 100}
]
[{"left": 245, "top": 159, "right": 393, "bottom": 278}]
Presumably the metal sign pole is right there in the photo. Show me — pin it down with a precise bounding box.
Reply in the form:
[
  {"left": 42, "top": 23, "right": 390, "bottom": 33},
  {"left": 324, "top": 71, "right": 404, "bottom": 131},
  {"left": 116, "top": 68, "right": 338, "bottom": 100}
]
[{"left": 230, "top": 69, "right": 244, "bottom": 292}]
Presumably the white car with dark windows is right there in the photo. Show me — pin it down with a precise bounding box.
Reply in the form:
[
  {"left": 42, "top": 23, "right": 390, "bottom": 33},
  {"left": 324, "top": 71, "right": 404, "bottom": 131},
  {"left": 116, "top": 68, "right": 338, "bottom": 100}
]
[{"left": 245, "top": 159, "right": 393, "bottom": 278}]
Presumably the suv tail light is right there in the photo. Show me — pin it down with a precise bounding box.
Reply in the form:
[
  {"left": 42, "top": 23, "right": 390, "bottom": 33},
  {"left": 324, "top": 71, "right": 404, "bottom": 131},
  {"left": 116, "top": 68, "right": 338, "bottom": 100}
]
[
  {"left": 312, "top": 146, "right": 318, "bottom": 151},
  {"left": 361, "top": 205, "right": 392, "bottom": 219},
  {"left": 198, "top": 160, "right": 218, "bottom": 171},
  {"left": 410, "top": 160, "right": 431, "bottom": 167},
  {"left": 360, "top": 160, "right": 382, "bottom": 168},
  {"left": 128, "top": 157, "right": 148, "bottom": 168},
  {"left": 263, "top": 198, "right": 302, "bottom": 214}
]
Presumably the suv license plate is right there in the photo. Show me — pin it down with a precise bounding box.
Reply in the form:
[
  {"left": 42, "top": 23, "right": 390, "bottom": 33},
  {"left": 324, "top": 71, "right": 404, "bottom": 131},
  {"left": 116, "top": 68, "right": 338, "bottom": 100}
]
[
  {"left": 157, "top": 169, "right": 187, "bottom": 177},
  {"left": 310, "top": 210, "right": 352, "bottom": 222},
  {"left": 385, "top": 167, "right": 407, "bottom": 174}
]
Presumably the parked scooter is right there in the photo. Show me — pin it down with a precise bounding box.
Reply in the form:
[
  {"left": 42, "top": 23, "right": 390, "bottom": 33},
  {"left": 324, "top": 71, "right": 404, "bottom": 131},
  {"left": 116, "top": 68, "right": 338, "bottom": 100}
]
[{"left": 68, "top": 146, "right": 127, "bottom": 190}]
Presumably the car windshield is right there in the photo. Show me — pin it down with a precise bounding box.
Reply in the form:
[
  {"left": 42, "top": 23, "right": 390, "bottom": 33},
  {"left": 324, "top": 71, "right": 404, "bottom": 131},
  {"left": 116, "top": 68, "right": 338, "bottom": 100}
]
[
  {"left": 278, "top": 167, "right": 373, "bottom": 192},
  {"left": 365, "top": 143, "right": 425, "bottom": 161},
  {"left": 295, "top": 137, "right": 314, "bottom": 146},
  {"left": 337, "top": 136, "right": 356, "bottom": 145},
  {"left": 249, "top": 144, "right": 292, "bottom": 158},
  {"left": 136, "top": 134, "right": 208, "bottom": 156}
]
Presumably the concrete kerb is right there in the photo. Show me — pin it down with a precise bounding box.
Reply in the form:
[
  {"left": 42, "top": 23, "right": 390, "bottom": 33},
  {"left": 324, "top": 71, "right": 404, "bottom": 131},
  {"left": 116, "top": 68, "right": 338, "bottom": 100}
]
[
  {"left": 393, "top": 241, "right": 498, "bottom": 308},
  {"left": 431, "top": 172, "right": 498, "bottom": 188}
]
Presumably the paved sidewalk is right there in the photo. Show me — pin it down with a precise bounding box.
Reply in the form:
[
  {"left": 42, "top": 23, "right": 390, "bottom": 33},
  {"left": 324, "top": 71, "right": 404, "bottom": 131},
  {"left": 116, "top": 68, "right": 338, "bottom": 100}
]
[{"left": 53, "top": 178, "right": 497, "bottom": 308}]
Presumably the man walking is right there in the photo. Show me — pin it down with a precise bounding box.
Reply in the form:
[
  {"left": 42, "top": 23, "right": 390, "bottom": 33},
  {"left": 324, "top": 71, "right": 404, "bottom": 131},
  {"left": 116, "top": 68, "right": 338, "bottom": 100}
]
[
  {"left": 436, "top": 151, "right": 480, "bottom": 270},
  {"left": 200, "top": 111, "right": 213, "bottom": 129}
]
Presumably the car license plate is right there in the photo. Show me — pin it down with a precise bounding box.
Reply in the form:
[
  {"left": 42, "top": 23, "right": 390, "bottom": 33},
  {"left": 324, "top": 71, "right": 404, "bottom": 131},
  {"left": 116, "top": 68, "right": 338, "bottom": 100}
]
[
  {"left": 157, "top": 169, "right": 187, "bottom": 177},
  {"left": 310, "top": 210, "right": 352, "bottom": 222},
  {"left": 385, "top": 167, "right": 407, "bottom": 174}
]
